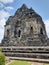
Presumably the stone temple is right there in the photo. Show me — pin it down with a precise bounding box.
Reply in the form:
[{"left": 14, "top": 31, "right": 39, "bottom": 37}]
[
  {"left": 0, "top": 4, "right": 49, "bottom": 62},
  {"left": 1, "top": 4, "right": 48, "bottom": 46}
]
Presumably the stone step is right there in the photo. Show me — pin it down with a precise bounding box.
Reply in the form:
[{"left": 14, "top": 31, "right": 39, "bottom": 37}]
[
  {"left": 1, "top": 46, "right": 49, "bottom": 60},
  {"left": 3, "top": 52, "right": 49, "bottom": 59},
  {"left": 4, "top": 52, "right": 49, "bottom": 56},
  {"left": 6, "top": 57, "right": 49, "bottom": 62},
  {"left": 2, "top": 50, "right": 49, "bottom": 53}
]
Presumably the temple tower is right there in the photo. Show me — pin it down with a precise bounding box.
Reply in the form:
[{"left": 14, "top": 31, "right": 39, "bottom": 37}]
[{"left": 1, "top": 4, "right": 47, "bottom": 46}]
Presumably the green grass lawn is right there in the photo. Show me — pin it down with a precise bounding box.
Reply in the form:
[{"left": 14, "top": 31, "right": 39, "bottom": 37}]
[
  {"left": 44, "top": 64, "right": 49, "bottom": 65},
  {"left": 8, "top": 60, "right": 32, "bottom": 65}
]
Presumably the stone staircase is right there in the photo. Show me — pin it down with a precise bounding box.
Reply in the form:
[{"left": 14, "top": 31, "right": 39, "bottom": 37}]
[{"left": 1, "top": 46, "right": 49, "bottom": 62}]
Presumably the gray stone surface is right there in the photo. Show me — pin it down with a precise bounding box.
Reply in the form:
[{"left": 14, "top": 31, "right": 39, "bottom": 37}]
[{"left": 1, "top": 4, "right": 48, "bottom": 46}]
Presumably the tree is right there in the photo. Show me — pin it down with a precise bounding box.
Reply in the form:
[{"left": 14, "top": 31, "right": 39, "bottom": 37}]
[{"left": 0, "top": 48, "right": 5, "bottom": 65}]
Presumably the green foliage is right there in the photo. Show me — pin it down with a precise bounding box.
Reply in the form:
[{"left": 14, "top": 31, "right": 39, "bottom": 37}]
[
  {"left": 0, "top": 53, "right": 5, "bottom": 65},
  {"left": 8, "top": 60, "right": 32, "bottom": 65},
  {"left": 0, "top": 48, "right": 2, "bottom": 51},
  {"left": 44, "top": 64, "right": 49, "bottom": 65}
]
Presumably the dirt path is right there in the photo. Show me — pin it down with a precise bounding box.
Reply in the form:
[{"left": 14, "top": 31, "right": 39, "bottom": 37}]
[
  {"left": 6, "top": 60, "right": 14, "bottom": 65},
  {"left": 31, "top": 62, "right": 44, "bottom": 65}
]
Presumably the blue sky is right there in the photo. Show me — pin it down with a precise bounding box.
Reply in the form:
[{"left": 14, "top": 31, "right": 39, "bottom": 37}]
[{"left": 0, "top": 0, "right": 49, "bottom": 43}]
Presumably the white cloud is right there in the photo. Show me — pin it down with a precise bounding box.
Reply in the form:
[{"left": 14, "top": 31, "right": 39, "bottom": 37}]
[
  {"left": 5, "top": 6, "right": 14, "bottom": 11},
  {"left": 0, "top": 0, "right": 14, "bottom": 3},
  {"left": 0, "top": 2, "right": 4, "bottom": 8},
  {"left": 0, "top": 0, "right": 14, "bottom": 43},
  {"left": 44, "top": 19, "right": 49, "bottom": 37},
  {"left": 0, "top": 10, "right": 10, "bottom": 20},
  {"left": 0, "top": 18, "right": 6, "bottom": 43},
  {"left": 0, "top": 18, "right": 6, "bottom": 26},
  {"left": 0, "top": 10, "right": 10, "bottom": 43}
]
